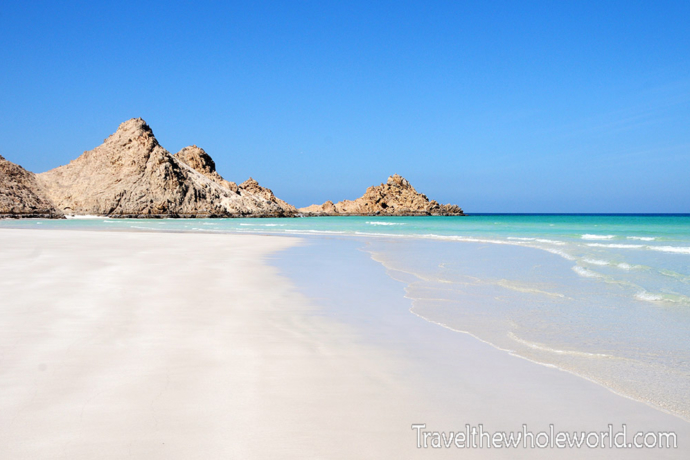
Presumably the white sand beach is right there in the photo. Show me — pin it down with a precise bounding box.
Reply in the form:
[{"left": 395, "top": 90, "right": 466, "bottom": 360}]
[{"left": 1, "top": 229, "right": 688, "bottom": 459}]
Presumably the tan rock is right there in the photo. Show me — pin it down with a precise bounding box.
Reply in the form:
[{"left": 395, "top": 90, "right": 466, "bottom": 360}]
[
  {"left": 0, "top": 155, "right": 63, "bottom": 218},
  {"left": 174, "top": 146, "right": 296, "bottom": 216},
  {"left": 37, "top": 118, "right": 296, "bottom": 218},
  {"left": 298, "top": 174, "right": 464, "bottom": 216},
  {"left": 300, "top": 200, "right": 337, "bottom": 215},
  {"left": 174, "top": 145, "right": 238, "bottom": 192},
  {"left": 238, "top": 177, "right": 296, "bottom": 215}
]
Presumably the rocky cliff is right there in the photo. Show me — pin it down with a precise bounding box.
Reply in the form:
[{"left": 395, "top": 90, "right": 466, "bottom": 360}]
[
  {"left": 299, "top": 174, "right": 464, "bottom": 216},
  {"left": 37, "top": 119, "right": 296, "bottom": 217},
  {"left": 0, "top": 155, "right": 63, "bottom": 218}
]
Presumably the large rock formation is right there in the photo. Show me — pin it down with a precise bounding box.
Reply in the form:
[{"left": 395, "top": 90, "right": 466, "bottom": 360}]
[
  {"left": 0, "top": 155, "right": 63, "bottom": 218},
  {"left": 299, "top": 174, "right": 464, "bottom": 216},
  {"left": 37, "top": 119, "right": 296, "bottom": 218}
]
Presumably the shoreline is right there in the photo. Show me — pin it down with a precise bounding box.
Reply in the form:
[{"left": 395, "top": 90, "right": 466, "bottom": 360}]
[
  {"left": 405, "top": 299, "right": 690, "bottom": 423},
  {"left": 1, "top": 227, "right": 688, "bottom": 458},
  {"left": 271, "top": 235, "right": 690, "bottom": 457},
  {"left": 366, "top": 244, "right": 690, "bottom": 422},
  {"left": 2, "top": 223, "right": 689, "bottom": 420}
]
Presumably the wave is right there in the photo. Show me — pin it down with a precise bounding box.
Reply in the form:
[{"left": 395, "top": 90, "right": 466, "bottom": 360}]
[
  {"left": 534, "top": 238, "right": 566, "bottom": 245},
  {"left": 65, "top": 215, "right": 108, "bottom": 220},
  {"left": 581, "top": 258, "right": 638, "bottom": 271},
  {"left": 506, "top": 236, "right": 565, "bottom": 245},
  {"left": 285, "top": 229, "right": 346, "bottom": 235},
  {"left": 581, "top": 234, "right": 615, "bottom": 240},
  {"left": 587, "top": 243, "right": 644, "bottom": 249},
  {"left": 582, "top": 258, "right": 608, "bottom": 266},
  {"left": 507, "top": 333, "right": 612, "bottom": 358},
  {"left": 495, "top": 280, "right": 566, "bottom": 298},
  {"left": 635, "top": 290, "right": 690, "bottom": 305},
  {"left": 366, "top": 221, "right": 405, "bottom": 226},
  {"left": 586, "top": 242, "right": 690, "bottom": 254},
  {"left": 540, "top": 247, "right": 576, "bottom": 260},
  {"left": 572, "top": 266, "right": 602, "bottom": 278},
  {"left": 628, "top": 236, "right": 656, "bottom": 241},
  {"left": 420, "top": 234, "right": 514, "bottom": 245},
  {"left": 659, "top": 269, "right": 690, "bottom": 284},
  {"left": 649, "top": 246, "right": 690, "bottom": 255}
]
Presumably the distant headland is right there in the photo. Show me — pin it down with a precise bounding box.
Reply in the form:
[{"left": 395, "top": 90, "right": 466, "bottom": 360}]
[{"left": 0, "top": 119, "right": 464, "bottom": 218}]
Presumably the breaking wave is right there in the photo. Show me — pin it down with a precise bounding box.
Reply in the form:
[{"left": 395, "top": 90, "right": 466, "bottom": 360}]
[
  {"left": 366, "top": 222, "right": 405, "bottom": 226},
  {"left": 581, "top": 234, "right": 616, "bottom": 240}
]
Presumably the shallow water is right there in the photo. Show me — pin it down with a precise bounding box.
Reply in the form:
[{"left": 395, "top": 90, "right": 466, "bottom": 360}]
[{"left": 3, "top": 214, "right": 689, "bottom": 418}]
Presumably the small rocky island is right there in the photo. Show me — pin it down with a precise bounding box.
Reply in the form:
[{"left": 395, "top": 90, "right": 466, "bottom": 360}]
[
  {"left": 1, "top": 119, "right": 464, "bottom": 218},
  {"left": 298, "top": 174, "right": 464, "bottom": 216}
]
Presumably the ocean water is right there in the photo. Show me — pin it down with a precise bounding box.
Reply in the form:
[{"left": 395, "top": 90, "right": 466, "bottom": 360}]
[{"left": 3, "top": 214, "right": 690, "bottom": 418}]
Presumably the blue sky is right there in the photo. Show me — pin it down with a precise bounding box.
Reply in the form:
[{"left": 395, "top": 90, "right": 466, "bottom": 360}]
[{"left": 1, "top": 1, "right": 688, "bottom": 212}]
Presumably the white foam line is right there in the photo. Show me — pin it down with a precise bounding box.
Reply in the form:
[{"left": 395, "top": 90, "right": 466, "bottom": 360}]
[
  {"left": 573, "top": 266, "right": 602, "bottom": 278},
  {"left": 587, "top": 243, "right": 644, "bottom": 249},
  {"left": 581, "top": 234, "right": 615, "bottom": 240},
  {"left": 366, "top": 222, "right": 405, "bottom": 226},
  {"left": 587, "top": 243, "right": 690, "bottom": 254},
  {"left": 650, "top": 246, "right": 690, "bottom": 255}
]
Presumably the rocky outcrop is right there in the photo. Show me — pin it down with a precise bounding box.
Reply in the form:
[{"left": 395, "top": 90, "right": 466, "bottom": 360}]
[
  {"left": 299, "top": 174, "right": 464, "bottom": 216},
  {"left": 174, "top": 145, "right": 296, "bottom": 216},
  {"left": 238, "top": 177, "right": 296, "bottom": 214},
  {"left": 174, "top": 145, "right": 238, "bottom": 191},
  {"left": 0, "top": 155, "right": 63, "bottom": 218},
  {"left": 37, "top": 118, "right": 296, "bottom": 218}
]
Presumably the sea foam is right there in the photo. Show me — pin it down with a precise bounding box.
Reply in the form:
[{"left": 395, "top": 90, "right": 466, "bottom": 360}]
[
  {"left": 573, "top": 266, "right": 602, "bottom": 278},
  {"left": 582, "top": 234, "right": 616, "bottom": 240},
  {"left": 649, "top": 246, "right": 690, "bottom": 255},
  {"left": 582, "top": 258, "right": 609, "bottom": 266},
  {"left": 586, "top": 243, "right": 643, "bottom": 249}
]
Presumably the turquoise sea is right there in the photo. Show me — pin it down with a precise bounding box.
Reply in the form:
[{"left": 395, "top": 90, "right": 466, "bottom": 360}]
[{"left": 3, "top": 214, "right": 690, "bottom": 419}]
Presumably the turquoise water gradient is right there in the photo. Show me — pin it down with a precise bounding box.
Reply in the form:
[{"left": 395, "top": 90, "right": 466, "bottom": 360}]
[{"left": 2, "top": 214, "right": 689, "bottom": 418}]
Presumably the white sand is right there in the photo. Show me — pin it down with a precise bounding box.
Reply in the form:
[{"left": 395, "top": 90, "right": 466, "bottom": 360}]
[
  {"left": 0, "top": 230, "right": 421, "bottom": 458},
  {"left": 0, "top": 229, "right": 688, "bottom": 459}
]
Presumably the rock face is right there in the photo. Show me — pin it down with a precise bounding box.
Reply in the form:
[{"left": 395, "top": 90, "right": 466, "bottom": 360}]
[
  {"left": 37, "top": 119, "right": 296, "bottom": 217},
  {"left": 238, "top": 177, "right": 296, "bottom": 213},
  {"left": 0, "top": 155, "right": 63, "bottom": 218},
  {"left": 299, "top": 174, "right": 464, "bottom": 216},
  {"left": 174, "top": 145, "right": 238, "bottom": 191}
]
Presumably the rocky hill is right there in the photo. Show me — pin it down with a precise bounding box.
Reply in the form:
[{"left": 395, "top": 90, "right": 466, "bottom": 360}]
[
  {"left": 37, "top": 119, "right": 296, "bottom": 218},
  {"left": 299, "top": 174, "right": 464, "bottom": 216},
  {"left": 0, "top": 155, "right": 63, "bottom": 218}
]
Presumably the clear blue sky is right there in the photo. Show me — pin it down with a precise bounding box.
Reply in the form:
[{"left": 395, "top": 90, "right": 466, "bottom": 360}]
[{"left": 1, "top": 1, "right": 688, "bottom": 212}]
